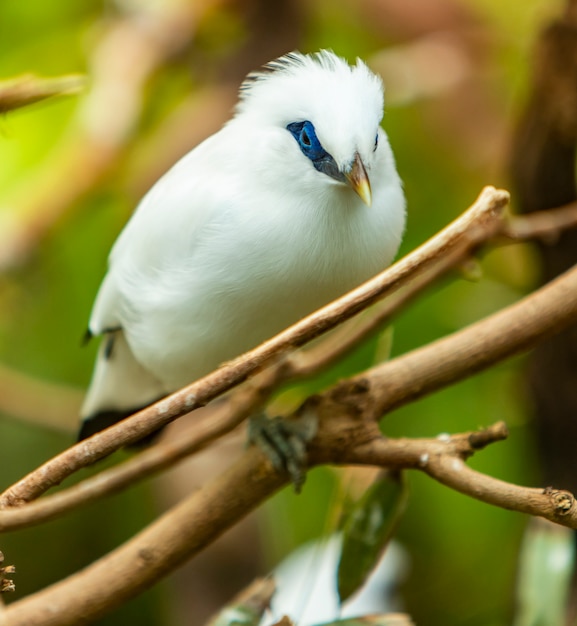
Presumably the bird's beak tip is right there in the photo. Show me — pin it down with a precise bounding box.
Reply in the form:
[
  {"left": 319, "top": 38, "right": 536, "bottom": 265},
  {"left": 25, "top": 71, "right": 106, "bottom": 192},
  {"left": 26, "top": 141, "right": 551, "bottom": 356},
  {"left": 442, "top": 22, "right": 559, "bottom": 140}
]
[
  {"left": 345, "top": 153, "right": 372, "bottom": 207},
  {"left": 355, "top": 179, "right": 372, "bottom": 207}
]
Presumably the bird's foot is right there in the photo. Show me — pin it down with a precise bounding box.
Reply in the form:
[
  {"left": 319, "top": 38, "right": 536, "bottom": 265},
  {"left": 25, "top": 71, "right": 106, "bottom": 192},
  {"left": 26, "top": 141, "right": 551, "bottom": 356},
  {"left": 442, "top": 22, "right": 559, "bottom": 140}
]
[{"left": 248, "top": 409, "right": 318, "bottom": 493}]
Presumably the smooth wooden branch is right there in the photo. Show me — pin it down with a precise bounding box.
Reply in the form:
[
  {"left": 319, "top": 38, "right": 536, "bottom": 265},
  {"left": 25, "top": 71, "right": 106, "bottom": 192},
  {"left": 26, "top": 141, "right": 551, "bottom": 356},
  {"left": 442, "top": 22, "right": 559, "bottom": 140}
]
[{"left": 0, "top": 186, "right": 510, "bottom": 507}]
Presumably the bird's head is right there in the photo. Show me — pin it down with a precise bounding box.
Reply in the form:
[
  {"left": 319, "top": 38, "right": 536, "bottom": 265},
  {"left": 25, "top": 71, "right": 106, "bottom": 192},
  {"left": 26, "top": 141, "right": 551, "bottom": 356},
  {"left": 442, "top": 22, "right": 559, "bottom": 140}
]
[{"left": 234, "top": 50, "right": 387, "bottom": 207}]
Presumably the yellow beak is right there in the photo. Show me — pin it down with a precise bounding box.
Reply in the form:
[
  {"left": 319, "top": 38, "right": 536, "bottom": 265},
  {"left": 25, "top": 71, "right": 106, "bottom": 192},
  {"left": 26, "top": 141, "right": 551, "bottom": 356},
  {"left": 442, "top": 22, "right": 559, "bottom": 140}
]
[{"left": 344, "top": 153, "right": 372, "bottom": 207}]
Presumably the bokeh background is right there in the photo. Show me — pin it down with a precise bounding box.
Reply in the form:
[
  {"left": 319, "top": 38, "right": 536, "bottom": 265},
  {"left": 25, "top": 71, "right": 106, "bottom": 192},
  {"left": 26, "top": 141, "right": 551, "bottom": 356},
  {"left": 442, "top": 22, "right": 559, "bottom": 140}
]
[{"left": 0, "top": 0, "right": 568, "bottom": 624}]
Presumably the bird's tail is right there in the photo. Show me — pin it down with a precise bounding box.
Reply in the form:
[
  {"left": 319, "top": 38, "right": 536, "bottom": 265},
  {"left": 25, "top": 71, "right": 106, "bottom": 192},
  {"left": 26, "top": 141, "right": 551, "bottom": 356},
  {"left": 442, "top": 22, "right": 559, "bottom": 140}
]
[{"left": 79, "top": 330, "right": 167, "bottom": 442}]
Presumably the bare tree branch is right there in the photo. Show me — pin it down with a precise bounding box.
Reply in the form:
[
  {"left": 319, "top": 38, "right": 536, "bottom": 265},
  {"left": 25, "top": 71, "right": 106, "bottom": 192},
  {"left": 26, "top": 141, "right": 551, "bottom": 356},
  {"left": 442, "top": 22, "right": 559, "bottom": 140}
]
[
  {"left": 2, "top": 445, "right": 285, "bottom": 626},
  {"left": 0, "top": 366, "right": 285, "bottom": 532},
  {"left": 3, "top": 186, "right": 577, "bottom": 517},
  {"left": 0, "top": 186, "right": 509, "bottom": 507},
  {"left": 4, "top": 417, "right": 576, "bottom": 626},
  {"left": 4, "top": 190, "right": 574, "bottom": 529},
  {"left": 3, "top": 186, "right": 577, "bottom": 623}
]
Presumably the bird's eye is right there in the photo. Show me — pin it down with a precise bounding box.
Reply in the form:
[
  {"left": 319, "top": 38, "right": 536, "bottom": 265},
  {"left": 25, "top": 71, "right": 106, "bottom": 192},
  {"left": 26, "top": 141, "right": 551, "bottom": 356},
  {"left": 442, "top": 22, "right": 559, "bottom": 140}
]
[
  {"left": 374, "top": 133, "right": 379, "bottom": 151},
  {"left": 286, "top": 120, "right": 344, "bottom": 182},
  {"left": 286, "top": 121, "right": 326, "bottom": 162}
]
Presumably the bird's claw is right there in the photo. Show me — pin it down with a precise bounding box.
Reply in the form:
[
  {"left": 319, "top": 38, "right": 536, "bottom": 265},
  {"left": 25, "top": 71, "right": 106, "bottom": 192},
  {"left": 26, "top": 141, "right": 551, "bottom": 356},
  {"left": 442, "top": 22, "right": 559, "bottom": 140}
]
[{"left": 248, "top": 410, "right": 318, "bottom": 493}]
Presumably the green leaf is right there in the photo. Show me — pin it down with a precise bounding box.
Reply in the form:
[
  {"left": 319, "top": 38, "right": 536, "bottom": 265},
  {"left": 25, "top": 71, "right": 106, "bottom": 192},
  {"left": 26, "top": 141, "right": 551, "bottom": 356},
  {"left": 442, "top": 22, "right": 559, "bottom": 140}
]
[
  {"left": 513, "top": 518, "right": 575, "bottom": 626},
  {"left": 337, "top": 471, "right": 408, "bottom": 604}
]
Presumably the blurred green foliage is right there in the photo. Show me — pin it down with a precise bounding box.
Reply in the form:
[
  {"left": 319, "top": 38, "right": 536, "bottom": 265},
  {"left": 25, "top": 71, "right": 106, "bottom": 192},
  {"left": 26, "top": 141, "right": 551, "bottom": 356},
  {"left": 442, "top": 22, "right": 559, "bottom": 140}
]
[
  {"left": 0, "top": 0, "right": 567, "bottom": 624},
  {"left": 337, "top": 471, "right": 408, "bottom": 603}
]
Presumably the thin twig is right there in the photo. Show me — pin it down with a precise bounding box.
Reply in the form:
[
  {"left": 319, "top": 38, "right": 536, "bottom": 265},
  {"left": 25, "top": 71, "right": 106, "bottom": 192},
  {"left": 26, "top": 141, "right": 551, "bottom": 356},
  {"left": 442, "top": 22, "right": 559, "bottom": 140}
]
[
  {"left": 502, "top": 201, "right": 577, "bottom": 242},
  {"left": 0, "top": 74, "right": 85, "bottom": 113}
]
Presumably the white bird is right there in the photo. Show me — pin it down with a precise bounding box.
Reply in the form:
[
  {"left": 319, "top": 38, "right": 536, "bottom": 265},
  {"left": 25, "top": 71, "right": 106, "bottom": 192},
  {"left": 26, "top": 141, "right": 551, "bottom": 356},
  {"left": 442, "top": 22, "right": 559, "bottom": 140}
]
[{"left": 79, "top": 50, "right": 406, "bottom": 454}]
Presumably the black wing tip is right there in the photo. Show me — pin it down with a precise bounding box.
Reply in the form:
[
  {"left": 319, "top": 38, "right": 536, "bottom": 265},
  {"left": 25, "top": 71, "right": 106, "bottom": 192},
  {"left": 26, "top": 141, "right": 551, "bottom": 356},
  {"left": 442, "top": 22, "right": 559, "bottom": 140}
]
[
  {"left": 78, "top": 398, "right": 167, "bottom": 447},
  {"left": 77, "top": 409, "right": 128, "bottom": 441}
]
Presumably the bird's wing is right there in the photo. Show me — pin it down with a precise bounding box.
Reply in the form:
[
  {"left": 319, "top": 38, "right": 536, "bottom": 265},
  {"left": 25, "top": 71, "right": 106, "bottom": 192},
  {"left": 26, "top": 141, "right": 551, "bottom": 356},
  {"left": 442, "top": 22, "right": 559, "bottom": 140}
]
[
  {"left": 79, "top": 329, "right": 167, "bottom": 434},
  {"left": 81, "top": 131, "right": 236, "bottom": 429},
  {"left": 88, "top": 130, "right": 232, "bottom": 336}
]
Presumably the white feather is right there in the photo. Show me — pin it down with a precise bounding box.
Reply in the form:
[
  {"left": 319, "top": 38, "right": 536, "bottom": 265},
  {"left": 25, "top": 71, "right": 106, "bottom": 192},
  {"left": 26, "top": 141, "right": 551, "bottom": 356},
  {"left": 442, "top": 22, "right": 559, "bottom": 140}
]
[{"left": 81, "top": 50, "right": 406, "bottom": 422}]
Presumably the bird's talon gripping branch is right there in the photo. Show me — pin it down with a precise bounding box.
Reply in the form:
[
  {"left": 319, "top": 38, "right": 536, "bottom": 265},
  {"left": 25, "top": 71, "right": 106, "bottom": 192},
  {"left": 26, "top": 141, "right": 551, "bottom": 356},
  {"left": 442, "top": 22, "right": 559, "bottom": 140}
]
[{"left": 248, "top": 409, "right": 318, "bottom": 492}]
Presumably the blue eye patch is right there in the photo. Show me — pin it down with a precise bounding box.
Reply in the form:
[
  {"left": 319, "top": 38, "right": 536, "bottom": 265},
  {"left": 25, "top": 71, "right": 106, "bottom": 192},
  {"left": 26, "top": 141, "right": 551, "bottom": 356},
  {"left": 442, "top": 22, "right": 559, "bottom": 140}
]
[{"left": 286, "top": 121, "right": 345, "bottom": 182}]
